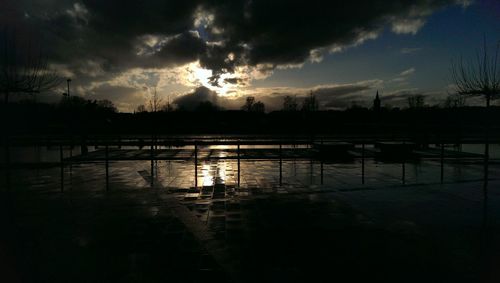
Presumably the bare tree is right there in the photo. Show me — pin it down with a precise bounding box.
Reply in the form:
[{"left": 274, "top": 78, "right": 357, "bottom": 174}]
[
  {"left": 241, "top": 96, "right": 265, "bottom": 112},
  {"left": 451, "top": 38, "right": 500, "bottom": 192},
  {"left": 451, "top": 39, "right": 500, "bottom": 107},
  {"left": 282, "top": 95, "right": 298, "bottom": 111},
  {"left": 0, "top": 28, "right": 61, "bottom": 103},
  {"left": 241, "top": 96, "right": 255, "bottom": 111},
  {"left": 443, "top": 93, "right": 466, "bottom": 108},
  {"left": 136, "top": 104, "right": 147, "bottom": 113},
  {"left": 301, "top": 91, "right": 318, "bottom": 111},
  {"left": 160, "top": 94, "right": 174, "bottom": 112},
  {"left": 252, "top": 101, "right": 265, "bottom": 113},
  {"left": 148, "top": 86, "right": 163, "bottom": 112},
  {"left": 97, "top": 99, "right": 118, "bottom": 113},
  {"left": 407, "top": 94, "right": 426, "bottom": 108}
]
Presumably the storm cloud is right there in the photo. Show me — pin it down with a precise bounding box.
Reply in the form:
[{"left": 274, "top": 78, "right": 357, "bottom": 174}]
[
  {"left": 1, "top": 0, "right": 470, "bottom": 110},
  {"left": 173, "top": 86, "right": 218, "bottom": 110},
  {"left": 3, "top": 0, "right": 469, "bottom": 74}
]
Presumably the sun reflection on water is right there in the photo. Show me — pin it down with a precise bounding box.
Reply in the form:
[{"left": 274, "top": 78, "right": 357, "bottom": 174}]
[{"left": 199, "top": 160, "right": 230, "bottom": 187}]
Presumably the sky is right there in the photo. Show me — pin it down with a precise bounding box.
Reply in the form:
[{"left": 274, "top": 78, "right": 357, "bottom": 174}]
[{"left": 1, "top": 0, "right": 499, "bottom": 111}]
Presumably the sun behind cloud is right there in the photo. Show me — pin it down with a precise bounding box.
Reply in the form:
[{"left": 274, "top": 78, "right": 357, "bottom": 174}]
[{"left": 185, "top": 62, "right": 243, "bottom": 97}]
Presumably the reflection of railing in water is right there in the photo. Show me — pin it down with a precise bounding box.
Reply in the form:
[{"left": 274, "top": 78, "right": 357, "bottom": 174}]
[
  {"left": 2, "top": 135, "right": 497, "bottom": 193},
  {"left": 47, "top": 139, "right": 491, "bottom": 192},
  {"left": 3, "top": 133, "right": 500, "bottom": 147}
]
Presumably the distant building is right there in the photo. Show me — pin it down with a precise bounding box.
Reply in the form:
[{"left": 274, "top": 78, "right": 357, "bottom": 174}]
[{"left": 373, "top": 90, "right": 381, "bottom": 112}]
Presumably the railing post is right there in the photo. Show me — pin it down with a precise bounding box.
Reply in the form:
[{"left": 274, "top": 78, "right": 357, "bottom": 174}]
[
  {"left": 361, "top": 143, "right": 365, "bottom": 185},
  {"left": 402, "top": 141, "right": 406, "bottom": 185},
  {"left": 150, "top": 139, "right": 154, "bottom": 188},
  {"left": 440, "top": 143, "right": 444, "bottom": 184},
  {"left": 194, "top": 142, "right": 198, "bottom": 188},
  {"left": 69, "top": 143, "right": 73, "bottom": 176},
  {"left": 105, "top": 144, "right": 109, "bottom": 191},
  {"left": 237, "top": 142, "right": 240, "bottom": 187},
  {"left": 320, "top": 139, "right": 323, "bottom": 185},
  {"left": 60, "top": 144, "right": 64, "bottom": 192},
  {"left": 310, "top": 157, "right": 313, "bottom": 185},
  {"left": 484, "top": 140, "right": 489, "bottom": 194},
  {"left": 279, "top": 144, "right": 283, "bottom": 186},
  {"left": 402, "top": 160, "right": 406, "bottom": 185},
  {"left": 4, "top": 135, "right": 11, "bottom": 192}
]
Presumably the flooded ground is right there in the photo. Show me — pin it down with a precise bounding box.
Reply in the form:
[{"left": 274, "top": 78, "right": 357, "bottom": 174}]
[{"left": 1, "top": 143, "right": 500, "bottom": 282}]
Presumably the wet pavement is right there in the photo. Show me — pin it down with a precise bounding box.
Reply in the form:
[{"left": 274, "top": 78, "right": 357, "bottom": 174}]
[{"left": 1, "top": 148, "right": 500, "bottom": 282}]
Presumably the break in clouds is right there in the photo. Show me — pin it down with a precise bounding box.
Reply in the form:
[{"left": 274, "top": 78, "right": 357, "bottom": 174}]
[{"left": 1, "top": 0, "right": 470, "bottom": 111}]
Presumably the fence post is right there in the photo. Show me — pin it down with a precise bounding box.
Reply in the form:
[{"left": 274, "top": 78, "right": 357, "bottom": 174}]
[
  {"left": 362, "top": 143, "right": 365, "bottom": 185},
  {"left": 237, "top": 142, "right": 240, "bottom": 187},
  {"left": 279, "top": 144, "right": 283, "bottom": 186},
  {"left": 105, "top": 144, "right": 109, "bottom": 191},
  {"left": 150, "top": 140, "right": 154, "bottom": 188},
  {"left": 60, "top": 144, "right": 64, "bottom": 192},
  {"left": 440, "top": 143, "right": 444, "bottom": 184},
  {"left": 194, "top": 142, "right": 198, "bottom": 188}
]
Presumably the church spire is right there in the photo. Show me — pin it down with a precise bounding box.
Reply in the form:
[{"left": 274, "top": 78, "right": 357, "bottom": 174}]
[{"left": 373, "top": 90, "right": 381, "bottom": 112}]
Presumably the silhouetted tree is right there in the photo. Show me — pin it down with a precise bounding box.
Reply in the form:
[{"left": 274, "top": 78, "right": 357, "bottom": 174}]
[
  {"left": 0, "top": 28, "right": 61, "bottom": 103},
  {"left": 148, "top": 86, "right": 163, "bottom": 112},
  {"left": 302, "top": 91, "right": 318, "bottom": 111},
  {"left": 57, "top": 97, "right": 116, "bottom": 115},
  {"left": 451, "top": 39, "right": 500, "bottom": 107},
  {"left": 240, "top": 96, "right": 265, "bottom": 112},
  {"left": 443, "top": 93, "right": 466, "bottom": 108},
  {"left": 241, "top": 96, "right": 255, "bottom": 111},
  {"left": 252, "top": 101, "right": 265, "bottom": 113},
  {"left": 58, "top": 96, "right": 88, "bottom": 110},
  {"left": 160, "top": 96, "right": 174, "bottom": 112},
  {"left": 97, "top": 99, "right": 118, "bottom": 113},
  {"left": 407, "top": 94, "right": 425, "bottom": 108},
  {"left": 136, "top": 104, "right": 147, "bottom": 113},
  {"left": 451, "top": 39, "right": 500, "bottom": 191},
  {"left": 283, "top": 95, "right": 298, "bottom": 111}
]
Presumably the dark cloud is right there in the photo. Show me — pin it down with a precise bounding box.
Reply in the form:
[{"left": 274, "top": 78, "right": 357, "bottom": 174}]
[
  {"left": 314, "top": 82, "right": 379, "bottom": 109},
  {"left": 381, "top": 90, "right": 421, "bottom": 101},
  {"left": 224, "top": 77, "right": 244, "bottom": 85},
  {"left": 138, "top": 32, "right": 207, "bottom": 69},
  {"left": 1, "top": 0, "right": 468, "bottom": 105},
  {"left": 3, "top": 0, "right": 466, "bottom": 75},
  {"left": 173, "top": 86, "right": 218, "bottom": 110},
  {"left": 2, "top": 0, "right": 204, "bottom": 72},
  {"left": 313, "top": 84, "right": 374, "bottom": 100},
  {"left": 200, "top": 0, "right": 467, "bottom": 73},
  {"left": 86, "top": 84, "right": 138, "bottom": 102}
]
